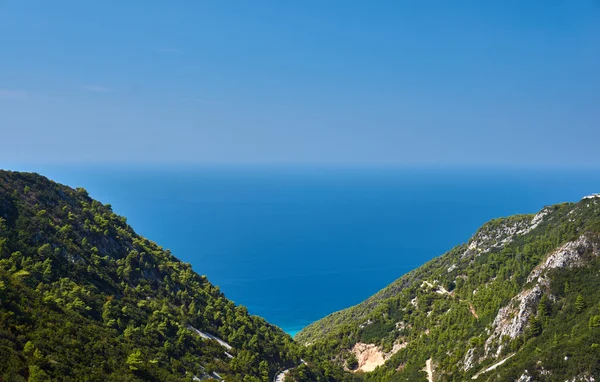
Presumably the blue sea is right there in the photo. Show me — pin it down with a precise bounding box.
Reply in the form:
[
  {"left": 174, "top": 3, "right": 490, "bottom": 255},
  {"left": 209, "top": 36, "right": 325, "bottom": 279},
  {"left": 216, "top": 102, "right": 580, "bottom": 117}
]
[{"left": 9, "top": 165, "right": 600, "bottom": 336}]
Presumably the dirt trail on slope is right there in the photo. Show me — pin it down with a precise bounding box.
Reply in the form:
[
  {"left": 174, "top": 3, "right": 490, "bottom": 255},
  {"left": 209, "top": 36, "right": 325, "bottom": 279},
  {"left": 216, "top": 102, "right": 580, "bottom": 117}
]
[
  {"left": 471, "top": 354, "right": 514, "bottom": 379},
  {"left": 423, "top": 358, "right": 433, "bottom": 382},
  {"left": 273, "top": 359, "right": 306, "bottom": 382},
  {"left": 469, "top": 303, "right": 479, "bottom": 319}
]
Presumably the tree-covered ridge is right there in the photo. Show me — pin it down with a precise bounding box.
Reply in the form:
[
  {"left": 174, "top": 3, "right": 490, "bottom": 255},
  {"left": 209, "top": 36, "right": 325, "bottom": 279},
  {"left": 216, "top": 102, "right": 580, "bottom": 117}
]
[
  {"left": 0, "top": 170, "right": 309, "bottom": 381},
  {"left": 2, "top": 169, "right": 599, "bottom": 382},
  {"left": 296, "top": 197, "right": 600, "bottom": 381}
]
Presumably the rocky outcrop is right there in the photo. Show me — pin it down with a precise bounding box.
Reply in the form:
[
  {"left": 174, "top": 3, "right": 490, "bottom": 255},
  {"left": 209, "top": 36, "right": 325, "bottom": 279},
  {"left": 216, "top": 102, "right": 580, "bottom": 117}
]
[
  {"left": 462, "top": 210, "right": 550, "bottom": 259},
  {"left": 582, "top": 194, "right": 600, "bottom": 200},
  {"left": 527, "top": 235, "right": 598, "bottom": 283},
  {"left": 485, "top": 235, "right": 599, "bottom": 357},
  {"left": 351, "top": 343, "right": 385, "bottom": 372},
  {"left": 350, "top": 340, "right": 407, "bottom": 372},
  {"left": 484, "top": 285, "right": 543, "bottom": 357},
  {"left": 463, "top": 348, "right": 477, "bottom": 371},
  {"left": 274, "top": 370, "right": 288, "bottom": 382},
  {"left": 516, "top": 371, "right": 532, "bottom": 382},
  {"left": 565, "top": 374, "right": 596, "bottom": 382},
  {"left": 521, "top": 209, "right": 550, "bottom": 235},
  {"left": 298, "top": 199, "right": 600, "bottom": 380}
]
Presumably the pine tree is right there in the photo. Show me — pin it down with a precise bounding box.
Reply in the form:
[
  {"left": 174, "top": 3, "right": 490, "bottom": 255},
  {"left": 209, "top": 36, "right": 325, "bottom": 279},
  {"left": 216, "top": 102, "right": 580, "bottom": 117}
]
[
  {"left": 346, "top": 352, "right": 359, "bottom": 370},
  {"left": 538, "top": 295, "right": 550, "bottom": 318},
  {"left": 575, "top": 294, "right": 586, "bottom": 313},
  {"left": 258, "top": 360, "right": 270, "bottom": 382},
  {"left": 126, "top": 349, "right": 144, "bottom": 371},
  {"left": 529, "top": 315, "right": 542, "bottom": 337}
]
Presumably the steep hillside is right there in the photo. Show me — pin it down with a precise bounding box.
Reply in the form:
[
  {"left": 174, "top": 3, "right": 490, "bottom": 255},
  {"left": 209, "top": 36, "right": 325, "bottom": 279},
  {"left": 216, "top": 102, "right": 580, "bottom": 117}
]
[
  {"left": 297, "top": 195, "right": 600, "bottom": 381},
  {"left": 3, "top": 169, "right": 599, "bottom": 382},
  {"left": 0, "top": 170, "right": 353, "bottom": 381}
]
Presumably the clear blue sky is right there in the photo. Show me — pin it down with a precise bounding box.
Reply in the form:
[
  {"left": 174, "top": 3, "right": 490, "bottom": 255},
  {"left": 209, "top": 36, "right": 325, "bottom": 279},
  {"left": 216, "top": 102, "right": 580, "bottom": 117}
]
[{"left": 1, "top": 1, "right": 598, "bottom": 166}]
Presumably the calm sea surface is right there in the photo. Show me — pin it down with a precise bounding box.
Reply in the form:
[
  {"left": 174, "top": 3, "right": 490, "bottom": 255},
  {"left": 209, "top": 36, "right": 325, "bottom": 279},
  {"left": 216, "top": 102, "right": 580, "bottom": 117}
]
[{"left": 10, "top": 165, "right": 600, "bottom": 336}]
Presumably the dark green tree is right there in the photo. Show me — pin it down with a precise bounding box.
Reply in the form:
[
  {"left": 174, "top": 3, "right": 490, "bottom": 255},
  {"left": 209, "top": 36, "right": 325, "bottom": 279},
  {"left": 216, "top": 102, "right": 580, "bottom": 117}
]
[{"left": 346, "top": 352, "right": 359, "bottom": 370}]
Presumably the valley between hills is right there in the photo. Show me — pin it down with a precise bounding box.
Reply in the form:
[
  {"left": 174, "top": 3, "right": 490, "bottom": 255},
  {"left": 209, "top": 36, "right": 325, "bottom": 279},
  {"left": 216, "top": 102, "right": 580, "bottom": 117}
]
[{"left": 1, "top": 170, "right": 599, "bottom": 381}]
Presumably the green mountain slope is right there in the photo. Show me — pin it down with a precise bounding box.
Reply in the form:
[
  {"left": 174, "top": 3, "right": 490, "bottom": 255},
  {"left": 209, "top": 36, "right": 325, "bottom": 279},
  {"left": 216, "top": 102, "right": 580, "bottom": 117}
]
[
  {"left": 3, "top": 169, "right": 599, "bottom": 382},
  {"left": 296, "top": 196, "right": 600, "bottom": 381},
  {"left": 0, "top": 170, "right": 313, "bottom": 382}
]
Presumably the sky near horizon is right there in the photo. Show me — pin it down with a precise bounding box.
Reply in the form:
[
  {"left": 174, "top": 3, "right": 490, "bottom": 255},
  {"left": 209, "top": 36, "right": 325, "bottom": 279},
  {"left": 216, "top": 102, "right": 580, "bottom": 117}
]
[{"left": 1, "top": 1, "right": 599, "bottom": 167}]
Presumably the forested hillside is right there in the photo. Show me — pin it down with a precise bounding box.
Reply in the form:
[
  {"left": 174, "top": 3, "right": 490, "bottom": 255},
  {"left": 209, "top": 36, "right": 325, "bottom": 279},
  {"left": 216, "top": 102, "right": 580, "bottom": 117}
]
[
  {"left": 296, "top": 195, "right": 600, "bottom": 381},
  {"left": 2, "top": 169, "right": 599, "bottom": 382},
  {"left": 0, "top": 170, "right": 352, "bottom": 381}
]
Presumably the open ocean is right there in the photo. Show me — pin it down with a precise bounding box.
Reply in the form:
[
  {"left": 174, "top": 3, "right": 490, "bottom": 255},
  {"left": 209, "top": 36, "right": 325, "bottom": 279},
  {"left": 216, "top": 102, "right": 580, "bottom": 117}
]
[{"left": 9, "top": 165, "right": 600, "bottom": 336}]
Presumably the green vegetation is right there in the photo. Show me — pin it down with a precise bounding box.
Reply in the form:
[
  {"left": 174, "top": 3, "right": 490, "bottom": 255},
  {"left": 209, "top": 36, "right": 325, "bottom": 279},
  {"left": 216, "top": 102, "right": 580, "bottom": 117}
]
[
  {"left": 0, "top": 170, "right": 352, "bottom": 381},
  {"left": 2, "top": 169, "right": 600, "bottom": 381},
  {"left": 297, "top": 198, "right": 600, "bottom": 381}
]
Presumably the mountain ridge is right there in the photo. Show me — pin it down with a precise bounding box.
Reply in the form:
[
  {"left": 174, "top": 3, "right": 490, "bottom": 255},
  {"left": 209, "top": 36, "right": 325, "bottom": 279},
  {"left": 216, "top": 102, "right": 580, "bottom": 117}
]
[
  {"left": 296, "top": 194, "right": 600, "bottom": 381},
  {"left": 0, "top": 170, "right": 356, "bottom": 381},
  {"left": 1, "top": 169, "right": 599, "bottom": 381}
]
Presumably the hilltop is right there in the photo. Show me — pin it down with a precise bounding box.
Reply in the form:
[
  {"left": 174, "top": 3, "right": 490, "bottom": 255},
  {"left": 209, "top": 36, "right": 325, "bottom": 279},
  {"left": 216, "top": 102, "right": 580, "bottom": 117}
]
[
  {"left": 2, "top": 169, "right": 599, "bottom": 381},
  {"left": 0, "top": 170, "right": 355, "bottom": 381},
  {"left": 296, "top": 195, "right": 600, "bottom": 381}
]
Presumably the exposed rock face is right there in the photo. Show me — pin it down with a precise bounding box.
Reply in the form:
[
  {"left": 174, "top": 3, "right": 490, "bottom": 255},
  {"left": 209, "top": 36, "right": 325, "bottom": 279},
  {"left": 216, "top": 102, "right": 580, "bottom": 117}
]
[
  {"left": 485, "top": 235, "right": 599, "bottom": 357},
  {"left": 462, "top": 210, "right": 549, "bottom": 259},
  {"left": 350, "top": 340, "right": 407, "bottom": 373},
  {"left": 274, "top": 369, "right": 289, "bottom": 382},
  {"left": 351, "top": 343, "right": 385, "bottom": 372},
  {"left": 389, "top": 340, "right": 408, "bottom": 354},
  {"left": 527, "top": 235, "right": 598, "bottom": 283},
  {"left": 299, "top": 200, "right": 600, "bottom": 380},
  {"left": 565, "top": 374, "right": 596, "bottom": 382},
  {"left": 522, "top": 209, "right": 550, "bottom": 235},
  {"left": 463, "top": 348, "right": 477, "bottom": 371},
  {"left": 410, "top": 296, "right": 418, "bottom": 308},
  {"left": 485, "top": 285, "right": 543, "bottom": 357},
  {"left": 582, "top": 193, "right": 600, "bottom": 200},
  {"left": 517, "top": 371, "right": 533, "bottom": 382}
]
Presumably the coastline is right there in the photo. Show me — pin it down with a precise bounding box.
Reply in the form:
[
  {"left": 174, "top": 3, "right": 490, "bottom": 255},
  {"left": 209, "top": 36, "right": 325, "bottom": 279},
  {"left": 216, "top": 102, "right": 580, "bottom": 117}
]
[{"left": 284, "top": 328, "right": 302, "bottom": 338}]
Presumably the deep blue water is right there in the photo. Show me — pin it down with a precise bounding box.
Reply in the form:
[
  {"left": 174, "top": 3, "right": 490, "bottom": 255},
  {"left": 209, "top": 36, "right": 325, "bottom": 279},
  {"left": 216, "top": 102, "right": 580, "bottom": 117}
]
[{"left": 7, "top": 165, "right": 600, "bottom": 336}]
